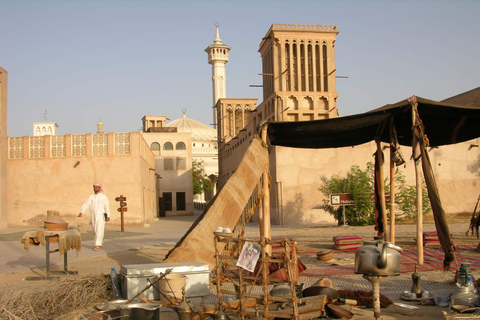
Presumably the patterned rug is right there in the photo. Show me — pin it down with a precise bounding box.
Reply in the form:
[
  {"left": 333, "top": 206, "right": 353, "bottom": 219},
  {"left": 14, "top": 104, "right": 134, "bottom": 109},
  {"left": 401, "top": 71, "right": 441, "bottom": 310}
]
[
  {"left": 298, "top": 246, "right": 480, "bottom": 277},
  {"left": 401, "top": 245, "right": 480, "bottom": 272}
]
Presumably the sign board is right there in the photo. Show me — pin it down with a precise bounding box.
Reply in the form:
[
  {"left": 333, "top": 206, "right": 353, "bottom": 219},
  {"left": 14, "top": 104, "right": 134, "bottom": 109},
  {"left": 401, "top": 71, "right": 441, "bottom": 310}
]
[
  {"left": 330, "top": 193, "right": 391, "bottom": 206},
  {"left": 120, "top": 202, "right": 127, "bottom": 207},
  {"left": 115, "top": 196, "right": 127, "bottom": 202},
  {"left": 117, "top": 207, "right": 128, "bottom": 212}
]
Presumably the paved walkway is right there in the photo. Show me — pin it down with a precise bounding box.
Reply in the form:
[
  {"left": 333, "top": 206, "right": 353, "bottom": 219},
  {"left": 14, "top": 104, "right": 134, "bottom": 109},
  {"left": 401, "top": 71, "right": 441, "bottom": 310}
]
[{"left": 0, "top": 215, "right": 200, "bottom": 276}]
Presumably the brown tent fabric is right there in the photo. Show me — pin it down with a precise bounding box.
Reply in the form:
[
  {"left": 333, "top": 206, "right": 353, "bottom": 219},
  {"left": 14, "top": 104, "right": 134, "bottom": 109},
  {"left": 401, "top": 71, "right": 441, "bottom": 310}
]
[
  {"left": 164, "top": 136, "right": 269, "bottom": 268},
  {"left": 267, "top": 96, "right": 480, "bottom": 148},
  {"left": 266, "top": 96, "right": 480, "bottom": 270},
  {"left": 373, "top": 151, "right": 384, "bottom": 236}
]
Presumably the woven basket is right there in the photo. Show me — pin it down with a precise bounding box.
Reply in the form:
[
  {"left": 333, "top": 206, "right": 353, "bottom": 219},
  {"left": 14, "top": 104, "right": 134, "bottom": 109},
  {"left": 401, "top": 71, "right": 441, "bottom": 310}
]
[
  {"left": 44, "top": 222, "right": 68, "bottom": 231},
  {"left": 317, "top": 249, "right": 333, "bottom": 261}
]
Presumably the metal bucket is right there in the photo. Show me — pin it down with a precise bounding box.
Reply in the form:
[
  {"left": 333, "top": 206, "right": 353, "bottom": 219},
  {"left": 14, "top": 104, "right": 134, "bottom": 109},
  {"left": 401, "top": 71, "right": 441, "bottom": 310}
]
[{"left": 158, "top": 274, "right": 187, "bottom": 301}]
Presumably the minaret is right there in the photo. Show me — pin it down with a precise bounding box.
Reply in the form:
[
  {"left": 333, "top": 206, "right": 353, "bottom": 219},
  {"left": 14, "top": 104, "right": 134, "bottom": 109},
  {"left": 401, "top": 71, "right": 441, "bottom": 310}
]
[
  {"left": 97, "top": 119, "right": 103, "bottom": 133},
  {"left": 205, "top": 23, "right": 230, "bottom": 128}
]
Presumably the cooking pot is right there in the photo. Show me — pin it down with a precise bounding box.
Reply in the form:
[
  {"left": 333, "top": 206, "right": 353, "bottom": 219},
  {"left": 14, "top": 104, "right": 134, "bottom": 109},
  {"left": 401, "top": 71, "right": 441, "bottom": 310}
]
[{"left": 355, "top": 237, "right": 403, "bottom": 276}]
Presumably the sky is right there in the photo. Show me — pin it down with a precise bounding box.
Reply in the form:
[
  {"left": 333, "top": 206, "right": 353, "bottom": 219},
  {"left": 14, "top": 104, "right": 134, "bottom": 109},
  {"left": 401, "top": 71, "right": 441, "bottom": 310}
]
[{"left": 1, "top": 0, "right": 479, "bottom": 137}]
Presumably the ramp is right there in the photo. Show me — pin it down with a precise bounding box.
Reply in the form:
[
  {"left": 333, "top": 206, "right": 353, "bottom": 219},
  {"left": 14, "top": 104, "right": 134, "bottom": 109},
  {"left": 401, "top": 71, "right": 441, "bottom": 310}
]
[{"left": 164, "top": 136, "right": 269, "bottom": 268}]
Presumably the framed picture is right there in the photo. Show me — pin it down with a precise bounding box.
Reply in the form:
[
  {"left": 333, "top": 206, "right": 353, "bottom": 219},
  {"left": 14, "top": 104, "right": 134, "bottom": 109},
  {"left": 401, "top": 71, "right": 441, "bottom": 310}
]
[{"left": 236, "top": 241, "right": 261, "bottom": 272}]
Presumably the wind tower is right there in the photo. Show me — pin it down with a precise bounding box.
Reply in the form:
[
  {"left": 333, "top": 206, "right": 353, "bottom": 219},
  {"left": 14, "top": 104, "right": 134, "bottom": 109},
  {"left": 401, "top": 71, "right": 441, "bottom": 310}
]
[
  {"left": 205, "top": 23, "right": 230, "bottom": 128},
  {"left": 258, "top": 24, "right": 340, "bottom": 121}
]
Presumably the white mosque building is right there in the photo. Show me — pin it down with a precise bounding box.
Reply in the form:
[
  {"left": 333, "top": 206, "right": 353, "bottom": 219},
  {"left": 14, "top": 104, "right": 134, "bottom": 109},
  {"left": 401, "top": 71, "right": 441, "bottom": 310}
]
[{"left": 166, "top": 109, "right": 218, "bottom": 203}]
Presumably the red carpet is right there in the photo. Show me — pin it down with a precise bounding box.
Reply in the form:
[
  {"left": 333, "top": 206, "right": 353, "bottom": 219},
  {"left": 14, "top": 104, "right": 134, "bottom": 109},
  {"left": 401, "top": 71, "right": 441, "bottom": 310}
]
[
  {"left": 401, "top": 245, "right": 480, "bottom": 272},
  {"left": 298, "top": 246, "right": 479, "bottom": 277}
]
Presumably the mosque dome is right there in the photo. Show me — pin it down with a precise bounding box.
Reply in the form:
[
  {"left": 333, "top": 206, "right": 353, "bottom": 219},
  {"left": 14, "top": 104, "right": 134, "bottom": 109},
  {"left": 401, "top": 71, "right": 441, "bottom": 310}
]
[{"left": 166, "top": 109, "right": 217, "bottom": 142}]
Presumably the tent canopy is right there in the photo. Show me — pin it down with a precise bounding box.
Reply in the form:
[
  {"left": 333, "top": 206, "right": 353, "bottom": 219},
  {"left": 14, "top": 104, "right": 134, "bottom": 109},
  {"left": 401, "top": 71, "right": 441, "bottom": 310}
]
[{"left": 267, "top": 96, "right": 480, "bottom": 148}]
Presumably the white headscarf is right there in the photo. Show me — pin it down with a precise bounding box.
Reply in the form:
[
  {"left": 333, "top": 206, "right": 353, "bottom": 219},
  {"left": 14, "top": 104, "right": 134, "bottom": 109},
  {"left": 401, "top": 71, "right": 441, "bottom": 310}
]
[{"left": 93, "top": 183, "right": 104, "bottom": 193}]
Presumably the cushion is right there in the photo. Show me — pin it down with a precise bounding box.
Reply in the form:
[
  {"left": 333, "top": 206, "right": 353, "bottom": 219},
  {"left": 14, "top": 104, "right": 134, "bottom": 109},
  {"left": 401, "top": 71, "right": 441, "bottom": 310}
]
[
  {"left": 333, "top": 235, "right": 363, "bottom": 244},
  {"left": 334, "top": 242, "right": 363, "bottom": 251}
]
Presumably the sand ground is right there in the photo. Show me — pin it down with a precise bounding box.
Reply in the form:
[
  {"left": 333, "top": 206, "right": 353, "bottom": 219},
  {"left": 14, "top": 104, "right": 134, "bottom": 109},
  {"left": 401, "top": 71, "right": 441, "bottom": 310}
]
[{"left": 1, "top": 215, "right": 479, "bottom": 319}]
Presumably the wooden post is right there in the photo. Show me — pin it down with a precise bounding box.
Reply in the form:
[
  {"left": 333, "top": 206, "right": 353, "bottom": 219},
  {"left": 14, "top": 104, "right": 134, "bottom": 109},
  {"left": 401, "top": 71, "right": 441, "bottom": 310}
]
[
  {"left": 263, "top": 169, "right": 271, "bottom": 255},
  {"left": 121, "top": 208, "right": 125, "bottom": 232},
  {"left": 115, "top": 195, "right": 127, "bottom": 232},
  {"left": 411, "top": 104, "right": 424, "bottom": 265},
  {"left": 258, "top": 181, "right": 264, "bottom": 239},
  {"left": 389, "top": 119, "right": 396, "bottom": 245},
  {"left": 261, "top": 124, "right": 271, "bottom": 255},
  {"left": 376, "top": 140, "right": 389, "bottom": 242},
  {"left": 415, "top": 158, "right": 424, "bottom": 265}
]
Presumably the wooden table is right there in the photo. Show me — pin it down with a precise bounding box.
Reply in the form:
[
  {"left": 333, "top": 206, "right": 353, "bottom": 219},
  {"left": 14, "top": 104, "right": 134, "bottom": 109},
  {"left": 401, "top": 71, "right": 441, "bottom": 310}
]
[{"left": 21, "top": 227, "right": 82, "bottom": 280}]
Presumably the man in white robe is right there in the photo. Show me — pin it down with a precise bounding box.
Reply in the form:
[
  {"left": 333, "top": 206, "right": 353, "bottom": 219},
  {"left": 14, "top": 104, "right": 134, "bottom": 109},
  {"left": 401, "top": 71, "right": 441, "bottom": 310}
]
[{"left": 79, "top": 183, "right": 110, "bottom": 250}]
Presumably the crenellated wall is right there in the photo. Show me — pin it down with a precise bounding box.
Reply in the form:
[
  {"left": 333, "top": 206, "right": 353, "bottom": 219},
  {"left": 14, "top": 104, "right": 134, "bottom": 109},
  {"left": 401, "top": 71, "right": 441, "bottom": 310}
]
[{"left": 6, "top": 131, "right": 157, "bottom": 227}]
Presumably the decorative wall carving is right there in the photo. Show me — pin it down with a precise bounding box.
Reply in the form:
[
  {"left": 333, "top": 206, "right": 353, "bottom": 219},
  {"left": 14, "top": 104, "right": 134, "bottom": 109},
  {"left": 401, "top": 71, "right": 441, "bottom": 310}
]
[
  {"left": 8, "top": 137, "right": 24, "bottom": 159},
  {"left": 114, "top": 133, "right": 130, "bottom": 155},
  {"left": 29, "top": 136, "right": 45, "bottom": 158},
  {"left": 51, "top": 135, "right": 66, "bottom": 157},
  {"left": 72, "top": 134, "right": 87, "bottom": 157},
  {"left": 176, "top": 157, "right": 186, "bottom": 170},
  {"left": 164, "top": 158, "right": 174, "bottom": 171},
  {"left": 93, "top": 133, "right": 108, "bottom": 156}
]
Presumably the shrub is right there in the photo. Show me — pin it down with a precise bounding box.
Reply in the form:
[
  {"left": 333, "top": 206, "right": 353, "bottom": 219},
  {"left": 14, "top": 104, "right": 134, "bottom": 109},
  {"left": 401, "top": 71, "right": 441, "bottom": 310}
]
[{"left": 318, "top": 162, "right": 431, "bottom": 225}]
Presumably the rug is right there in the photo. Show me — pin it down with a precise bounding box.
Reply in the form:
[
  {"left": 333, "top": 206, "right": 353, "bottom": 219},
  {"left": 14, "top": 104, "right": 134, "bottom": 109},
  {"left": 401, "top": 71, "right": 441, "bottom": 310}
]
[
  {"left": 401, "top": 245, "right": 480, "bottom": 272},
  {"left": 298, "top": 246, "right": 480, "bottom": 277}
]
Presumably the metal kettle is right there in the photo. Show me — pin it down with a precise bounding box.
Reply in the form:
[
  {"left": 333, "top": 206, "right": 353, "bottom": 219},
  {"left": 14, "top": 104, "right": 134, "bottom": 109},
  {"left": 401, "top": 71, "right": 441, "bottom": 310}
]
[
  {"left": 355, "top": 237, "right": 403, "bottom": 276},
  {"left": 174, "top": 289, "right": 193, "bottom": 320}
]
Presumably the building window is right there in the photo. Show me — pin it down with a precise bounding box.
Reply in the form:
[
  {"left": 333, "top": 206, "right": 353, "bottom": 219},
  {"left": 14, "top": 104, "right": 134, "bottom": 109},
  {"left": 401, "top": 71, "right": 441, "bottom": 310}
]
[
  {"left": 163, "top": 142, "right": 173, "bottom": 150},
  {"left": 176, "top": 142, "right": 186, "bottom": 150},
  {"left": 164, "top": 158, "right": 174, "bottom": 170},
  {"left": 163, "top": 192, "right": 172, "bottom": 211},
  {"left": 151, "top": 142, "right": 160, "bottom": 156},
  {"left": 176, "top": 192, "right": 186, "bottom": 211},
  {"left": 176, "top": 157, "right": 186, "bottom": 170}
]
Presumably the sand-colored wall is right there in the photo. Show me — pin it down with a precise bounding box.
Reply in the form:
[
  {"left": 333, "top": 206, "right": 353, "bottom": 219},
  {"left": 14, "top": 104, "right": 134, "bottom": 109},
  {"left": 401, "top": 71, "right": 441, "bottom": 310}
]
[
  {"left": 6, "top": 131, "right": 157, "bottom": 227},
  {"left": 272, "top": 138, "right": 480, "bottom": 225},
  {"left": 0, "top": 67, "right": 7, "bottom": 229}
]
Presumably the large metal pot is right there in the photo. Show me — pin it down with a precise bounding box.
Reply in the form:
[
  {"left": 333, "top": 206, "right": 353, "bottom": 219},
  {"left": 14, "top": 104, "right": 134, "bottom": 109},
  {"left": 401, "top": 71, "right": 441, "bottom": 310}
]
[{"left": 355, "top": 237, "right": 403, "bottom": 276}]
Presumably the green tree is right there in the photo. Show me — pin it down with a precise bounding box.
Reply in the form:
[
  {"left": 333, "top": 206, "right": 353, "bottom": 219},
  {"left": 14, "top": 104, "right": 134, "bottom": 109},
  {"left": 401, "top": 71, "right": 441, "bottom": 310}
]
[
  {"left": 318, "top": 162, "right": 431, "bottom": 225},
  {"left": 394, "top": 168, "right": 432, "bottom": 220},
  {"left": 318, "top": 163, "right": 375, "bottom": 226},
  {"left": 192, "top": 160, "right": 212, "bottom": 195}
]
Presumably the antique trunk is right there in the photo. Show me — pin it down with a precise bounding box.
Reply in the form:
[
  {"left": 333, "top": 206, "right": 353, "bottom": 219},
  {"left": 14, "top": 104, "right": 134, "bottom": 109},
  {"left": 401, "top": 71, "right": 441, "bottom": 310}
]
[{"left": 119, "top": 262, "right": 210, "bottom": 300}]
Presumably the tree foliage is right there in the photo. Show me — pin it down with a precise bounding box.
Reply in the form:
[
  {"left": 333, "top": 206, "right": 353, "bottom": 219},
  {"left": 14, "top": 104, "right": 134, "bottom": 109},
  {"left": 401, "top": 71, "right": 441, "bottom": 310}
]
[
  {"left": 318, "top": 162, "right": 431, "bottom": 225},
  {"left": 394, "top": 168, "right": 432, "bottom": 220},
  {"left": 192, "top": 160, "right": 212, "bottom": 195}
]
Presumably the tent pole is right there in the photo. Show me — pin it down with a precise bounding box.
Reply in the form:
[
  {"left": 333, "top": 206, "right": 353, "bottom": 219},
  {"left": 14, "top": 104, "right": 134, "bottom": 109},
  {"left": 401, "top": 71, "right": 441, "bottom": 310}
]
[
  {"left": 389, "top": 118, "right": 396, "bottom": 245},
  {"left": 415, "top": 158, "right": 424, "bottom": 265},
  {"left": 258, "top": 180, "right": 264, "bottom": 239},
  {"left": 261, "top": 124, "right": 272, "bottom": 255},
  {"left": 411, "top": 103, "right": 424, "bottom": 265},
  {"left": 376, "top": 140, "right": 389, "bottom": 242}
]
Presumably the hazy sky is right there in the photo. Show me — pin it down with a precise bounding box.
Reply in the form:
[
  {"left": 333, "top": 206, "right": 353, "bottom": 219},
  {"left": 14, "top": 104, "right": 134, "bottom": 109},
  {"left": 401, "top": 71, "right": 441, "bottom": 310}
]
[{"left": 1, "top": 0, "right": 479, "bottom": 137}]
